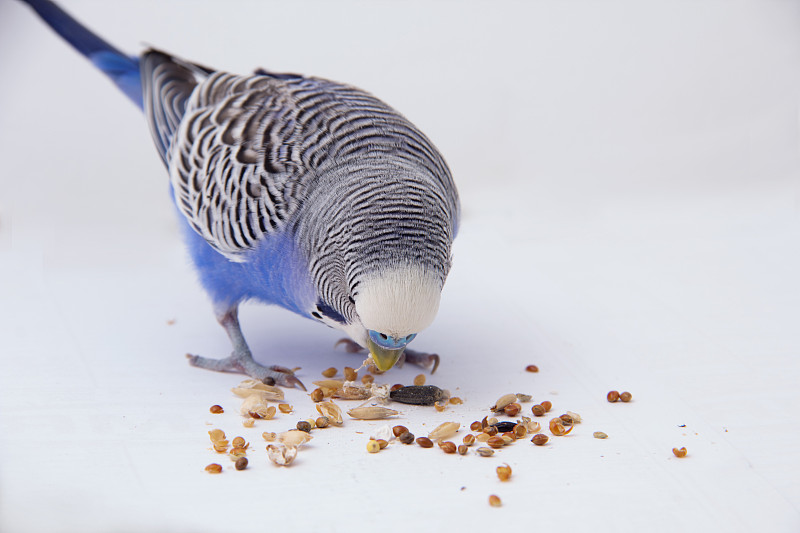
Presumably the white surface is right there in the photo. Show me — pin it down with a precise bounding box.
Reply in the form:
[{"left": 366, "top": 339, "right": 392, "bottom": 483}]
[{"left": 1, "top": 1, "right": 799, "bottom": 532}]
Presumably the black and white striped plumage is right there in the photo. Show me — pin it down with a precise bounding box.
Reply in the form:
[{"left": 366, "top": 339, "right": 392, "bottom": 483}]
[{"left": 142, "top": 51, "right": 459, "bottom": 351}]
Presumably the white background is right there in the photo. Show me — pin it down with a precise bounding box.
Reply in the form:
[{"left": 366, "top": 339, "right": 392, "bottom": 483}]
[{"left": 1, "top": 1, "right": 799, "bottom": 531}]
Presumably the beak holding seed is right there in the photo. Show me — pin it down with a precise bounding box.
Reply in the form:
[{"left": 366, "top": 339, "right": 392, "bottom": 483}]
[{"left": 367, "top": 338, "right": 406, "bottom": 372}]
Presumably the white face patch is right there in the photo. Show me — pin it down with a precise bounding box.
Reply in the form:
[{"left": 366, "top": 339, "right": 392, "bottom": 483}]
[{"left": 354, "top": 265, "right": 442, "bottom": 338}]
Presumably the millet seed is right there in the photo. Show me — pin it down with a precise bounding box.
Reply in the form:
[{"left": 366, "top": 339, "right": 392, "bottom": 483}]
[
  {"left": 620, "top": 391, "right": 633, "bottom": 402},
  {"left": 321, "top": 367, "right": 337, "bottom": 378},
  {"left": 607, "top": 390, "right": 620, "bottom": 402},
  {"left": 234, "top": 457, "right": 248, "bottom": 470},
  {"left": 532, "top": 433, "right": 549, "bottom": 446},
  {"left": 457, "top": 444, "right": 468, "bottom": 455},
  {"left": 296, "top": 421, "right": 312, "bottom": 432},
  {"left": 532, "top": 404, "right": 546, "bottom": 417},
  {"left": 413, "top": 374, "right": 426, "bottom": 386},
  {"left": 209, "top": 405, "right": 224, "bottom": 414},
  {"left": 315, "top": 416, "right": 330, "bottom": 428},
  {"left": 278, "top": 404, "right": 293, "bottom": 414},
  {"left": 503, "top": 403, "right": 521, "bottom": 416},
  {"left": 672, "top": 447, "right": 688, "bottom": 458},
  {"left": 392, "top": 425, "right": 409, "bottom": 437},
  {"left": 310, "top": 388, "right": 324, "bottom": 402},
  {"left": 416, "top": 437, "right": 434, "bottom": 448},
  {"left": 440, "top": 441, "right": 457, "bottom": 454},
  {"left": 496, "top": 464, "right": 512, "bottom": 482},
  {"left": 541, "top": 400, "right": 552, "bottom": 412},
  {"left": 525, "top": 364, "right": 539, "bottom": 373},
  {"left": 489, "top": 495, "right": 502, "bottom": 507},
  {"left": 398, "top": 431, "right": 415, "bottom": 444},
  {"left": 205, "top": 463, "right": 222, "bottom": 474},
  {"left": 344, "top": 367, "right": 358, "bottom": 381}
]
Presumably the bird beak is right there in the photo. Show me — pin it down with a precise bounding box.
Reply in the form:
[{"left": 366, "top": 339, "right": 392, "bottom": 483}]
[{"left": 367, "top": 337, "right": 406, "bottom": 371}]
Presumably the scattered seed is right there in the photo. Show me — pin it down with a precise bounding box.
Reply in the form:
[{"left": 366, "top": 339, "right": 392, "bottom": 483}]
[
  {"left": 541, "top": 400, "right": 552, "bottom": 412},
  {"left": 470, "top": 421, "right": 482, "bottom": 432},
  {"left": 487, "top": 417, "right": 498, "bottom": 426},
  {"left": 593, "top": 431, "right": 608, "bottom": 439},
  {"left": 487, "top": 436, "right": 505, "bottom": 449},
  {"left": 463, "top": 434, "right": 476, "bottom": 446},
  {"left": 560, "top": 414, "right": 574, "bottom": 426},
  {"left": 389, "top": 385, "right": 447, "bottom": 405},
  {"left": 501, "top": 435, "right": 514, "bottom": 445},
  {"left": 428, "top": 422, "right": 460, "bottom": 442},
  {"left": 347, "top": 406, "right": 400, "bottom": 420},
  {"left": 390, "top": 384, "right": 405, "bottom": 392},
  {"left": 503, "top": 403, "right": 521, "bottom": 416},
  {"left": 549, "top": 418, "right": 573, "bottom": 436},
  {"left": 315, "top": 416, "right": 330, "bottom": 429},
  {"left": 434, "top": 401, "right": 447, "bottom": 412},
  {"left": 449, "top": 397, "right": 463, "bottom": 405},
  {"left": 361, "top": 375, "right": 375, "bottom": 385},
  {"left": 277, "top": 430, "right": 313, "bottom": 447},
  {"left": 229, "top": 446, "right": 247, "bottom": 458},
  {"left": 476, "top": 447, "right": 495, "bottom": 457},
  {"left": 489, "top": 494, "right": 502, "bottom": 507},
  {"left": 565, "top": 410, "right": 582, "bottom": 423},
  {"left": 232, "top": 437, "right": 245, "bottom": 448},
  {"left": 496, "top": 464, "right": 512, "bottom": 481},
  {"left": 316, "top": 401, "right": 344, "bottom": 425},
  {"left": 416, "top": 437, "right": 434, "bottom": 448},
  {"left": 262, "top": 432, "right": 276, "bottom": 442},
  {"left": 209, "top": 405, "right": 224, "bottom": 414},
  {"left": 620, "top": 392, "right": 633, "bottom": 403},
  {"left": 398, "top": 431, "right": 415, "bottom": 444},
  {"left": 266, "top": 444, "right": 297, "bottom": 466},
  {"left": 491, "top": 394, "right": 518, "bottom": 412},
  {"left": 521, "top": 416, "right": 542, "bottom": 434},
  {"left": 491, "top": 421, "right": 516, "bottom": 433},
  {"left": 296, "top": 421, "right": 312, "bottom": 432},
  {"left": 377, "top": 439, "right": 389, "bottom": 449},
  {"left": 484, "top": 426, "right": 499, "bottom": 437},
  {"left": 213, "top": 441, "right": 229, "bottom": 453},
  {"left": 476, "top": 433, "right": 491, "bottom": 442},
  {"left": 242, "top": 419, "right": 255, "bottom": 428},
  {"left": 344, "top": 366, "right": 358, "bottom": 382},
  {"left": 310, "top": 388, "right": 324, "bottom": 402},
  {"left": 230, "top": 380, "right": 285, "bottom": 401},
  {"left": 234, "top": 457, "right": 248, "bottom": 470},
  {"left": 607, "top": 390, "right": 620, "bottom": 403},
  {"left": 413, "top": 374, "right": 426, "bottom": 386},
  {"left": 513, "top": 424, "right": 527, "bottom": 439},
  {"left": 205, "top": 463, "right": 222, "bottom": 474},
  {"left": 208, "top": 429, "right": 226, "bottom": 443},
  {"left": 392, "top": 425, "right": 409, "bottom": 437},
  {"left": 457, "top": 444, "right": 468, "bottom": 455},
  {"left": 532, "top": 433, "right": 549, "bottom": 445},
  {"left": 515, "top": 393, "right": 532, "bottom": 403},
  {"left": 278, "top": 403, "right": 293, "bottom": 414},
  {"left": 525, "top": 364, "right": 539, "bottom": 373},
  {"left": 321, "top": 367, "right": 337, "bottom": 378},
  {"left": 673, "top": 447, "right": 688, "bottom": 458},
  {"left": 366, "top": 440, "right": 381, "bottom": 453},
  {"left": 532, "top": 404, "right": 546, "bottom": 417},
  {"left": 440, "top": 441, "right": 457, "bottom": 454}
]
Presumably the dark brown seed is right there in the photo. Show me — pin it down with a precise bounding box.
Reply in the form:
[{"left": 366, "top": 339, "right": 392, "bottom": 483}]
[
  {"left": 344, "top": 367, "right": 358, "bottom": 382},
  {"left": 393, "top": 425, "right": 409, "bottom": 437},
  {"left": 607, "top": 390, "right": 620, "bottom": 403},
  {"left": 532, "top": 433, "right": 549, "bottom": 446},
  {"left": 209, "top": 405, "right": 224, "bottom": 414},
  {"left": 620, "top": 391, "right": 633, "bottom": 402},
  {"left": 491, "top": 421, "right": 516, "bottom": 433},
  {"left": 310, "top": 388, "right": 324, "bottom": 402},
  {"left": 525, "top": 364, "right": 539, "bottom": 373},
  {"left": 541, "top": 400, "right": 552, "bottom": 412},
  {"left": 457, "top": 444, "right": 468, "bottom": 455},
  {"left": 321, "top": 367, "right": 337, "bottom": 378},
  {"left": 399, "top": 431, "right": 415, "bottom": 444},
  {"left": 532, "top": 404, "right": 546, "bottom": 417},
  {"left": 440, "top": 441, "right": 457, "bottom": 454},
  {"left": 389, "top": 385, "right": 447, "bottom": 405},
  {"left": 487, "top": 436, "right": 505, "bottom": 449},
  {"left": 470, "top": 421, "right": 482, "bottom": 431},
  {"left": 672, "top": 447, "right": 688, "bottom": 458},
  {"left": 390, "top": 384, "right": 405, "bottom": 392},
  {"left": 234, "top": 457, "right": 248, "bottom": 471},
  {"left": 416, "top": 437, "right": 434, "bottom": 448},
  {"left": 503, "top": 403, "right": 521, "bottom": 416},
  {"left": 205, "top": 463, "right": 223, "bottom": 474},
  {"left": 296, "top": 421, "right": 312, "bottom": 432}
]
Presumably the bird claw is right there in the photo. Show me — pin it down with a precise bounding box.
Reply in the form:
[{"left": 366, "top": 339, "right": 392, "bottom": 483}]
[
  {"left": 334, "top": 338, "right": 366, "bottom": 353},
  {"left": 186, "top": 353, "right": 306, "bottom": 390},
  {"left": 401, "top": 349, "right": 440, "bottom": 374}
]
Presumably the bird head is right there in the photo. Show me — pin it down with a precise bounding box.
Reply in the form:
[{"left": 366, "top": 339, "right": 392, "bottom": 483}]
[{"left": 352, "top": 265, "right": 442, "bottom": 371}]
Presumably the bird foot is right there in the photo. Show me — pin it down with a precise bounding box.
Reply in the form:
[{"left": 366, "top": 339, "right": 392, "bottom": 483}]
[
  {"left": 334, "top": 338, "right": 439, "bottom": 374},
  {"left": 186, "top": 353, "right": 306, "bottom": 390}
]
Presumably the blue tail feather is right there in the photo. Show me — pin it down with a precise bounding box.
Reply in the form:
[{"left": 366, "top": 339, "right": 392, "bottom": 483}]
[{"left": 20, "top": 0, "right": 143, "bottom": 108}]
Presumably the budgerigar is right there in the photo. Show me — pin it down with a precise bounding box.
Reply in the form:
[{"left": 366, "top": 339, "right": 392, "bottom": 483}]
[{"left": 21, "top": 0, "right": 459, "bottom": 388}]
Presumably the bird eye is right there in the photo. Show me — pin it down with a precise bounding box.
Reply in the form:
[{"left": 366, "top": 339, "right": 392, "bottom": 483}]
[{"left": 379, "top": 333, "right": 388, "bottom": 340}]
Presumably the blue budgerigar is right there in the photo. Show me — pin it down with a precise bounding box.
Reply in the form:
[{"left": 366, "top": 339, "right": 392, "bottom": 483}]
[{"left": 21, "top": 0, "right": 459, "bottom": 388}]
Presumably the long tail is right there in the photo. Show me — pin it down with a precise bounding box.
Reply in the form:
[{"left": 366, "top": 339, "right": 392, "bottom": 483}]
[{"left": 20, "top": 0, "right": 143, "bottom": 108}]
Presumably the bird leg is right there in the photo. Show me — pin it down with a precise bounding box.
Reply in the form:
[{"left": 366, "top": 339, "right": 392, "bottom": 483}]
[
  {"left": 334, "top": 338, "right": 440, "bottom": 373},
  {"left": 187, "top": 307, "right": 306, "bottom": 390}
]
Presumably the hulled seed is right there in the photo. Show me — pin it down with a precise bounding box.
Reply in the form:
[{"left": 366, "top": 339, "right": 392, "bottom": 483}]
[
  {"left": 416, "top": 437, "right": 434, "bottom": 448},
  {"left": 296, "top": 421, "right": 312, "bottom": 432},
  {"left": 513, "top": 424, "right": 527, "bottom": 439},
  {"left": 315, "top": 416, "right": 330, "bottom": 428},
  {"left": 321, "top": 367, "right": 337, "bottom": 378},
  {"left": 361, "top": 375, "right": 375, "bottom": 385},
  {"left": 234, "top": 457, "right": 248, "bottom": 470},
  {"left": 503, "top": 403, "right": 521, "bottom": 416},
  {"left": 232, "top": 437, "right": 245, "bottom": 448},
  {"left": 489, "top": 495, "right": 502, "bottom": 507},
  {"left": 559, "top": 414, "right": 574, "bottom": 426},
  {"left": 541, "top": 400, "right": 552, "bottom": 412},
  {"left": 205, "top": 463, "right": 222, "bottom": 474},
  {"left": 278, "top": 404, "right": 293, "bottom": 414},
  {"left": 209, "top": 405, "right": 224, "bottom": 414},
  {"left": 620, "top": 391, "right": 633, "bottom": 402},
  {"left": 672, "top": 447, "right": 688, "bottom": 458},
  {"left": 366, "top": 440, "right": 381, "bottom": 453},
  {"left": 496, "top": 464, "right": 512, "bottom": 481},
  {"left": 344, "top": 367, "right": 358, "bottom": 382},
  {"left": 532, "top": 433, "right": 549, "bottom": 446},
  {"left": 310, "top": 388, "right": 324, "bottom": 402},
  {"left": 525, "top": 364, "right": 539, "bottom": 373},
  {"left": 532, "top": 404, "right": 546, "bottom": 417},
  {"left": 242, "top": 419, "right": 255, "bottom": 428},
  {"left": 477, "top": 447, "right": 495, "bottom": 457},
  {"left": 607, "top": 390, "right": 620, "bottom": 402},
  {"left": 390, "top": 384, "right": 404, "bottom": 392},
  {"left": 262, "top": 432, "right": 276, "bottom": 442},
  {"left": 463, "top": 434, "right": 475, "bottom": 446},
  {"left": 413, "top": 374, "right": 426, "bottom": 386},
  {"left": 484, "top": 426, "right": 498, "bottom": 437},
  {"left": 487, "top": 436, "right": 505, "bottom": 449},
  {"left": 593, "top": 431, "right": 608, "bottom": 439},
  {"left": 449, "top": 397, "right": 463, "bottom": 405},
  {"left": 377, "top": 439, "right": 389, "bottom": 450},
  {"left": 393, "top": 425, "right": 409, "bottom": 437},
  {"left": 458, "top": 444, "right": 468, "bottom": 455},
  {"left": 470, "top": 421, "right": 482, "bottom": 431}
]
